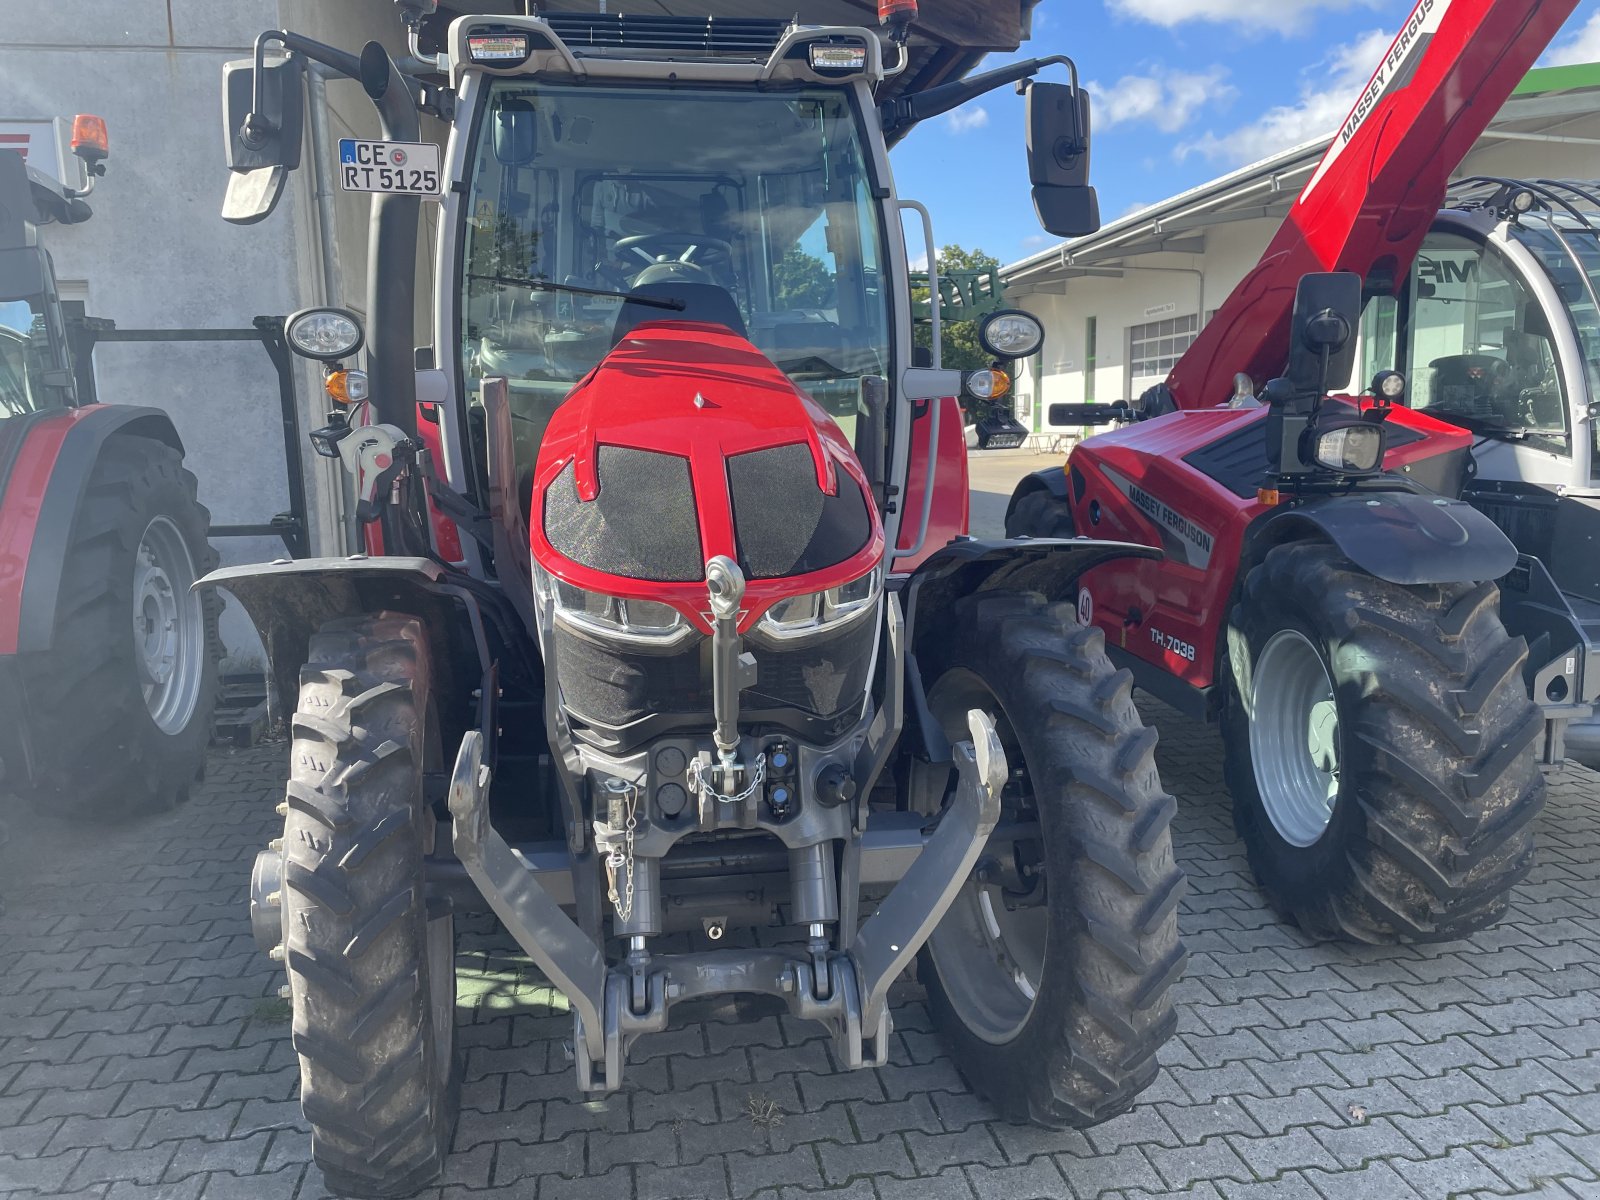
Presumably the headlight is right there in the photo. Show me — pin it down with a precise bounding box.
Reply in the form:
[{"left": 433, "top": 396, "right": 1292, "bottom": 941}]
[
  {"left": 550, "top": 577, "right": 691, "bottom": 644},
  {"left": 759, "top": 570, "right": 880, "bottom": 640},
  {"left": 286, "top": 307, "right": 364, "bottom": 361},
  {"left": 1313, "top": 424, "right": 1384, "bottom": 473},
  {"left": 978, "top": 309, "right": 1045, "bottom": 360}
]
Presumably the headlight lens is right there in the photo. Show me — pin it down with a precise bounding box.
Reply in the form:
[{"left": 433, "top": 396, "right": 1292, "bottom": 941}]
[
  {"left": 1314, "top": 424, "right": 1384, "bottom": 473},
  {"left": 963, "top": 367, "right": 1012, "bottom": 402},
  {"left": 978, "top": 309, "right": 1045, "bottom": 360},
  {"left": 551, "top": 578, "right": 689, "bottom": 643},
  {"left": 759, "top": 570, "right": 880, "bottom": 640}
]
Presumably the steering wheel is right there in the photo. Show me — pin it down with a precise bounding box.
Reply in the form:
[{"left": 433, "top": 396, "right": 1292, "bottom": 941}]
[{"left": 614, "top": 233, "right": 733, "bottom": 269}]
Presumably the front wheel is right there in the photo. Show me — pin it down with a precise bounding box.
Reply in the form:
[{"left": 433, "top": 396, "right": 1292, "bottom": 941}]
[
  {"left": 280, "top": 613, "right": 458, "bottom": 1197},
  {"left": 920, "top": 592, "right": 1186, "bottom": 1128},
  {"left": 1223, "top": 541, "right": 1544, "bottom": 943},
  {"left": 1005, "top": 488, "right": 1076, "bottom": 540}
]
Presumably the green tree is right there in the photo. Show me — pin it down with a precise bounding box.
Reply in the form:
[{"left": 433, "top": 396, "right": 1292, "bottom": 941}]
[
  {"left": 912, "top": 244, "right": 1003, "bottom": 372},
  {"left": 773, "top": 245, "right": 836, "bottom": 309}
]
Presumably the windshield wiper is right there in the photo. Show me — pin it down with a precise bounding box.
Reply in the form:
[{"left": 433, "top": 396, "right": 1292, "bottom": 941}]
[{"left": 467, "top": 272, "right": 685, "bottom": 311}]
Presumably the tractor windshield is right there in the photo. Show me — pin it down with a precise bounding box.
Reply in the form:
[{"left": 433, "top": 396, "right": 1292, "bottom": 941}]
[{"left": 459, "top": 80, "right": 891, "bottom": 473}]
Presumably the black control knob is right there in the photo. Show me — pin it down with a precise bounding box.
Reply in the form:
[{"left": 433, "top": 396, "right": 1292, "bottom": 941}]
[{"left": 816, "top": 764, "right": 857, "bottom": 808}]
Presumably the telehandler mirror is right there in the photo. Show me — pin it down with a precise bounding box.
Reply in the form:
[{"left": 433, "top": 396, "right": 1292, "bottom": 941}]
[
  {"left": 221, "top": 54, "right": 304, "bottom": 225},
  {"left": 1286, "top": 271, "right": 1361, "bottom": 398},
  {"left": 1027, "top": 81, "right": 1100, "bottom": 238},
  {"left": 494, "top": 98, "right": 538, "bottom": 166}
]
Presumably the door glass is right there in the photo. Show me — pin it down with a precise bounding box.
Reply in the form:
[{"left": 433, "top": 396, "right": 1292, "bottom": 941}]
[
  {"left": 1407, "top": 232, "right": 1567, "bottom": 453},
  {"left": 0, "top": 297, "right": 52, "bottom": 419},
  {"left": 1358, "top": 293, "right": 1398, "bottom": 388}
]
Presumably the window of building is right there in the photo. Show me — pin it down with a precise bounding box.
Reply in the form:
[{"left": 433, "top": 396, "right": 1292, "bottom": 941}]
[{"left": 1128, "top": 313, "right": 1200, "bottom": 382}]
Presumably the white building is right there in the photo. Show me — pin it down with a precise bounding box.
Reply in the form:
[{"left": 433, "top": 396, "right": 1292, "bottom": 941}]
[{"left": 1003, "top": 61, "right": 1600, "bottom": 438}]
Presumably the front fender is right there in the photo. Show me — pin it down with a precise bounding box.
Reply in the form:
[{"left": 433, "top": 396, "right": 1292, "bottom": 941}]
[
  {"left": 198, "top": 556, "right": 487, "bottom": 718},
  {"left": 902, "top": 536, "right": 1158, "bottom": 653},
  {"left": 1247, "top": 491, "right": 1518, "bottom": 586}
]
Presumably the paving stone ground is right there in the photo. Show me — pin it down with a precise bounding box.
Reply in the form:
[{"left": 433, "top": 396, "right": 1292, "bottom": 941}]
[{"left": 1, "top": 702, "right": 1597, "bottom": 1200}]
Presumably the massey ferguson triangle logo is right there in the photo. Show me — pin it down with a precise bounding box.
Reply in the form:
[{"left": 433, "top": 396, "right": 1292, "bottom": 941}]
[{"left": 1101, "top": 467, "right": 1215, "bottom": 569}]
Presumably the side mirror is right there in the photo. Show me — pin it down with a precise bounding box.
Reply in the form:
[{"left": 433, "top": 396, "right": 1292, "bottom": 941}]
[
  {"left": 1027, "top": 81, "right": 1100, "bottom": 237},
  {"left": 0, "top": 151, "right": 31, "bottom": 251},
  {"left": 0, "top": 247, "right": 50, "bottom": 303},
  {"left": 221, "top": 54, "right": 304, "bottom": 225},
  {"left": 494, "top": 98, "right": 539, "bottom": 166},
  {"left": 1286, "top": 271, "right": 1361, "bottom": 398}
]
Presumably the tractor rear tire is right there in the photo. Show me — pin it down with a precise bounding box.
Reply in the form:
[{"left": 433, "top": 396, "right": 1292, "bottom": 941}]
[
  {"left": 1006, "top": 488, "right": 1076, "bottom": 540},
  {"left": 1223, "top": 541, "right": 1544, "bottom": 943},
  {"left": 19, "top": 434, "right": 220, "bottom": 817},
  {"left": 281, "top": 614, "right": 458, "bottom": 1198},
  {"left": 920, "top": 592, "right": 1186, "bottom": 1128}
]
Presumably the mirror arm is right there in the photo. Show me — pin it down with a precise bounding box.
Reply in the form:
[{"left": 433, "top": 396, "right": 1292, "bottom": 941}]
[
  {"left": 242, "top": 30, "right": 362, "bottom": 150},
  {"left": 880, "top": 55, "right": 1079, "bottom": 135}
]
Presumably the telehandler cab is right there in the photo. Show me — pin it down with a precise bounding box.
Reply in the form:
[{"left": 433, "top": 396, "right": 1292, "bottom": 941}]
[{"left": 208, "top": 4, "right": 1185, "bottom": 1193}]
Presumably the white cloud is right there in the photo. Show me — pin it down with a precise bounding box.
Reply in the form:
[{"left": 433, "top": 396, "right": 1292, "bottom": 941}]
[
  {"left": 1178, "top": 29, "right": 1393, "bottom": 165},
  {"left": 1546, "top": 12, "right": 1600, "bottom": 66},
  {"left": 1108, "top": 0, "right": 1379, "bottom": 36},
  {"left": 946, "top": 106, "right": 990, "bottom": 135},
  {"left": 1090, "top": 66, "right": 1236, "bottom": 134}
]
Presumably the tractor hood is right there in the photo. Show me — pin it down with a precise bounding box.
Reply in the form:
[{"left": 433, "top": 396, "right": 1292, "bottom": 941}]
[{"left": 529, "top": 320, "right": 884, "bottom": 634}]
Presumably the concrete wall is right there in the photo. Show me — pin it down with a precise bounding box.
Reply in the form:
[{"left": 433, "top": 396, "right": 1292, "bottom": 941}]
[
  {"left": 0, "top": 0, "right": 441, "bottom": 665},
  {"left": 1008, "top": 120, "right": 1600, "bottom": 432}
]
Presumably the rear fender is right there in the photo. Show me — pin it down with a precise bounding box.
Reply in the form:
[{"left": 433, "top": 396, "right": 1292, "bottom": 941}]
[
  {"left": 197, "top": 557, "right": 489, "bottom": 720},
  {"left": 1, "top": 405, "right": 183, "bottom": 656},
  {"left": 1243, "top": 491, "right": 1518, "bottom": 587},
  {"left": 900, "top": 537, "right": 1158, "bottom": 758}
]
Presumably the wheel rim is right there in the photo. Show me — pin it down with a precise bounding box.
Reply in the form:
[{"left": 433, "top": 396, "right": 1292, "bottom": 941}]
[
  {"left": 132, "top": 516, "right": 205, "bottom": 735},
  {"left": 1248, "top": 628, "right": 1341, "bottom": 848},
  {"left": 925, "top": 671, "right": 1049, "bottom": 1045}
]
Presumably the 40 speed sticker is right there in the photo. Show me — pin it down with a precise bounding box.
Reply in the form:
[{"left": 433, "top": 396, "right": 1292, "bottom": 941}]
[{"left": 1077, "top": 586, "right": 1093, "bottom": 627}]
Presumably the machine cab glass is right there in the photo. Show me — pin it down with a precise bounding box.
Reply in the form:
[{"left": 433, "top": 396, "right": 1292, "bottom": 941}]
[{"left": 458, "top": 81, "right": 892, "bottom": 478}]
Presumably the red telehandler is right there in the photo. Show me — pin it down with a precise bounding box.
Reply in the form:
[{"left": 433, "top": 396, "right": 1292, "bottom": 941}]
[
  {"left": 1008, "top": 0, "right": 1586, "bottom": 946},
  {"left": 204, "top": 4, "right": 1185, "bottom": 1194},
  {"left": 0, "top": 120, "right": 220, "bottom": 818}
]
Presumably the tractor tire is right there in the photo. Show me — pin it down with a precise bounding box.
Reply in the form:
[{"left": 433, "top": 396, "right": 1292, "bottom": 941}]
[
  {"left": 1005, "top": 488, "right": 1076, "bottom": 540},
  {"left": 919, "top": 592, "right": 1186, "bottom": 1128},
  {"left": 18, "top": 434, "right": 220, "bottom": 818},
  {"left": 1222, "top": 541, "right": 1544, "bottom": 944},
  {"left": 281, "top": 614, "right": 458, "bottom": 1198}
]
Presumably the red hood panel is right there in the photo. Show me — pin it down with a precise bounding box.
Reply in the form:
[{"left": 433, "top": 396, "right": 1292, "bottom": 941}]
[{"left": 530, "top": 320, "right": 883, "bottom": 631}]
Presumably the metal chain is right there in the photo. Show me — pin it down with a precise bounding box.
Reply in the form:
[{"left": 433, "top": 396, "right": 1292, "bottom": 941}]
[
  {"left": 687, "top": 752, "right": 767, "bottom": 805},
  {"left": 604, "top": 786, "right": 640, "bottom": 923}
]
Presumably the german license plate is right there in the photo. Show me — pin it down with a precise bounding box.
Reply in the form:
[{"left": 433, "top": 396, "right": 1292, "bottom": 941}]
[{"left": 337, "top": 139, "right": 440, "bottom": 195}]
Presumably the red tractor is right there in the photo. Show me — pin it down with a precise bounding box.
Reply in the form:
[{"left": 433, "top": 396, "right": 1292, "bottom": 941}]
[
  {"left": 208, "top": 4, "right": 1184, "bottom": 1194},
  {"left": 0, "top": 119, "right": 219, "bottom": 819},
  {"left": 1007, "top": 0, "right": 1581, "bottom": 945}
]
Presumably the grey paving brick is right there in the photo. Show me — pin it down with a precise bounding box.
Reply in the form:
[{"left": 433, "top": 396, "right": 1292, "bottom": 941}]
[
  {"left": 965, "top": 1155, "right": 1070, "bottom": 1200},
  {"left": 539, "top": 1164, "right": 634, "bottom": 1200},
  {"left": 1144, "top": 1137, "right": 1255, "bottom": 1191},
  {"left": 848, "top": 1094, "right": 942, "bottom": 1140},
  {"left": 1225, "top": 1128, "right": 1342, "bottom": 1179},
  {"left": 1157, "top": 1097, "right": 1266, "bottom": 1143},
  {"left": 1217, "top": 1173, "right": 1324, "bottom": 1200},
  {"left": 589, "top": 1122, "right": 681, "bottom": 1173},
  {"left": 874, "top": 1165, "right": 976, "bottom": 1200},
  {"left": 727, "top": 1145, "right": 824, "bottom": 1196},
  {"left": 815, "top": 1134, "right": 915, "bottom": 1184},
  {"left": 903, "top": 1126, "right": 1007, "bottom": 1173},
  {"left": 766, "top": 1103, "right": 857, "bottom": 1154},
  {"left": 1300, "top": 1160, "right": 1426, "bottom": 1200},
  {"left": 1308, "top": 1117, "right": 1418, "bottom": 1170},
  {"left": 1470, "top": 1137, "right": 1598, "bottom": 1192},
  {"left": 64, "top": 1143, "right": 176, "bottom": 1189},
  {"left": 639, "top": 1157, "right": 731, "bottom": 1200},
  {"left": 197, "top": 1164, "right": 304, "bottom": 1200},
  {"left": 1056, "top": 1146, "right": 1164, "bottom": 1199},
  {"left": 0, "top": 1150, "right": 85, "bottom": 1194},
  {"left": 490, "top": 1131, "right": 583, "bottom": 1186}
]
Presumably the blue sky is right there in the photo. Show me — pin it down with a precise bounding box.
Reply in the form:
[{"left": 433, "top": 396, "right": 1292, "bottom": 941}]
[{"left": 890, "top": 0, "right": 1600, "bottom": 269}]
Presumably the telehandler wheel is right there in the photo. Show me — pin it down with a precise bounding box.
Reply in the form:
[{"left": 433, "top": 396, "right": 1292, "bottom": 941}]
[
  {"left": 920, "top": 593, "right": 1186, "bottom": 1128},
  {"left": 280, "top": 614, "right": 458, "bottom": 1198},
  {"left": 1005, "top": 489, "right": 1076, "bottom": 540},
  {"left": 19, "top": 434, "right": 220, "bottom": 818},
  {"left": 1223, "top": 540, "right": 1544, "bottom": 944}
]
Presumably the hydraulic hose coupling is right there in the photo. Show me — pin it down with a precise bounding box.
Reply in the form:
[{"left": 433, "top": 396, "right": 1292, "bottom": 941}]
[{"left": 704, "top": 556, "right": 750, "bottom": 770}]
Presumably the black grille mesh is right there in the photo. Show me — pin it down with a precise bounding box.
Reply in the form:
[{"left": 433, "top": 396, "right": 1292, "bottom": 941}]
[
  {"left": 728, "top": 444, "right": 871, "bottom": 579},
  {"left": 543, "top": 15, "right": 790, "bottom": 55},
  {"left": 543, "top": 447, "right": 702, "bottom": 582}
]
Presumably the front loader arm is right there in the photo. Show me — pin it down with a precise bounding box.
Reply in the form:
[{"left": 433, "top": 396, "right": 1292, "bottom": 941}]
[{"left": 1166, "top": 0, "right": 1579, "bottom": 411}]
